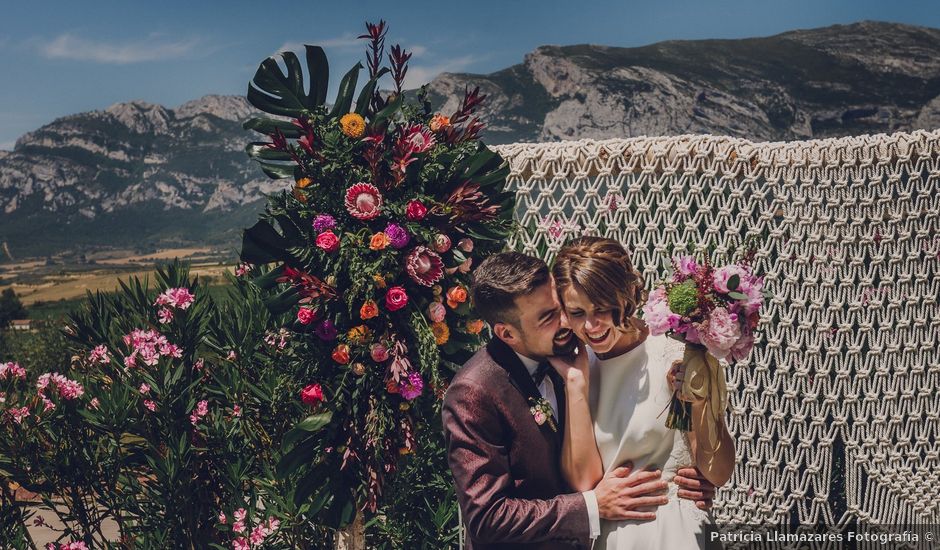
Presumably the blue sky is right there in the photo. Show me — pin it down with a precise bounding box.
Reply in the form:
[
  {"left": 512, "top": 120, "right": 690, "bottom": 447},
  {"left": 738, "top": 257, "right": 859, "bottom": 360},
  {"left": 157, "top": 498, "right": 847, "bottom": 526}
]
[{"left": 1, "top": 0, "right": 938, "bottom": 149}]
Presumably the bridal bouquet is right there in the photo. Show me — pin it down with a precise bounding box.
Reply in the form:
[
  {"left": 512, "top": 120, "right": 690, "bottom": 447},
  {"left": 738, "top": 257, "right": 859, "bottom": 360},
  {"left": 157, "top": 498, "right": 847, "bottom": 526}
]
[{"left": 642, "top": 247, "right": 766, "bottom": 437}]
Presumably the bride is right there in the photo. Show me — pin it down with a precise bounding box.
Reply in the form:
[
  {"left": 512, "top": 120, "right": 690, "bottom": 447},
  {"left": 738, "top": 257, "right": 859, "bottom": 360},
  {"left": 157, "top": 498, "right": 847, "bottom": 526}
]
[{"left": 548, "top": 236, "right": 735, "bottom": 549}]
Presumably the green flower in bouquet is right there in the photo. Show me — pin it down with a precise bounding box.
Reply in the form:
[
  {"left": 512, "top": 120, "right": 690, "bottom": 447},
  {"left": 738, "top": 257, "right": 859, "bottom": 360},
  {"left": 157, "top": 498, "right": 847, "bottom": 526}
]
[{"left": 667, "top": 279, "right": 699, "bottom": 317}]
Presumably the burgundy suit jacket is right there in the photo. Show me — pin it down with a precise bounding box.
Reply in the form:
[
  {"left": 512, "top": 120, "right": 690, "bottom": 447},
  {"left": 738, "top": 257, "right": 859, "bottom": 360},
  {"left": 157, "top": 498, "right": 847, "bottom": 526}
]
[{"left": 442, "top": 337, "right": 591, "bottom": 549}]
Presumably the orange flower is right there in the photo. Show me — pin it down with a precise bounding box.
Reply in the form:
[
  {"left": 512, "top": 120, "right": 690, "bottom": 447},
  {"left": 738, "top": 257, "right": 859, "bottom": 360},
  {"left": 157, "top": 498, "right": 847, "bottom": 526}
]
[
  {"left": 340, "top": 113, "right": 366, "bottom": 138},
  {"left": 296, "top": 177, "right": 314, "bottom": 189},
  {"left": 431, "top": 321, "right": 450, "bottom": 345},
  {"left": 347, "top": 325, "right": 373, "bottom": 345},
  {"left": 446, "top": 285, "right": 468, "bottom": 309},
  {"left": 370, "top": 232, "right": 391, "bottom": 251},
  {"left": 373, "top": 273, "right": 387, "bottom": 289},
  {"left": 360, "top": 300, "right": 379, "bottom": 320},
  {"left": 429, "top": 114, "right": 451, "bottom": 132},
  {"left": 332, "top": 344, "right": 350, "bottom": 364},
  {"left": 466, "top": 319, "right": 485, "bottom": 335}
]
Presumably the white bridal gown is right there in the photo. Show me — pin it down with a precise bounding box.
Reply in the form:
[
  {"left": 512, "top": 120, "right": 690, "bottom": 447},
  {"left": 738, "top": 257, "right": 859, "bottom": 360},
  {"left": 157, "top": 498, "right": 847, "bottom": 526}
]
[{"left": 588, "top": 332, "right": 722, "bottom": 550}]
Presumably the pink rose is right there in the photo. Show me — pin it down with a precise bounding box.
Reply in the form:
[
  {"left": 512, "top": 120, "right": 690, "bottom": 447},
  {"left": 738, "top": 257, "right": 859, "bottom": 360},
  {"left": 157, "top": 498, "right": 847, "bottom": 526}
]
[
  {"left": 301, "top": 383, "right": 324, "bottom": 407},
  {"left": 700, "top": 307, "right": 742, "bottom": 360},
  {"left": 370, "top": 343, "right": 389, "bottom": 362},
  {"left": 432, "top": 234, "right": 452, "bottom": 253},
  {"left": 427, "top": 302, "right": 446, "bottom": 323},
  {"left": 296, "top": 307, "right": 318, "bottom": 325},
  {"left": 315, "top": 230, "right": 340, "bottom": 253},
  {"left": 405, "top": 200, "right": 428, "bottom": 221},
  {"left": 385, "top": 286, "right": 409, "bottom": 312},
  {"left": 533, "top": 410, "right": 546, "bottom": 425}
]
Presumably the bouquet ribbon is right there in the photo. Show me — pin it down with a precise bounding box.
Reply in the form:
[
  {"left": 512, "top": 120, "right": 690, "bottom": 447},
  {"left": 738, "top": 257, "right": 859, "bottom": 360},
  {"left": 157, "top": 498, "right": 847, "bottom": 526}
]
[{"left": 669, "top": 344, "right": 728, "bottom": 451}]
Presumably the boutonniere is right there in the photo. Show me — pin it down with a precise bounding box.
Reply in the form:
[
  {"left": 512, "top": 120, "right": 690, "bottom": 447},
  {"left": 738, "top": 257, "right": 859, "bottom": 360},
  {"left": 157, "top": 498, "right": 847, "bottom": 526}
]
[{"left": 528, "top": 397, "right": 557, "bottom": 432}]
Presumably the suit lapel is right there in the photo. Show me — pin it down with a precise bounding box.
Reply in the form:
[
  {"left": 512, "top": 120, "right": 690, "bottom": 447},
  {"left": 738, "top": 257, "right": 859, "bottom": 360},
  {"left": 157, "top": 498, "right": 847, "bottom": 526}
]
[
  {"left": 548, "top": 369, "right": 566, "bottom": 435},
  {"left": 487, "top": 338, "right": 562, "bottom": 443}
]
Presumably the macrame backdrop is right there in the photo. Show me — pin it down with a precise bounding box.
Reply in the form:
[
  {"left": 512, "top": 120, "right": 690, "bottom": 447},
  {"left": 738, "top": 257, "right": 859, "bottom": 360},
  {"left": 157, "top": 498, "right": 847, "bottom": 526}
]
[{"left": 490, "top": 130, "right": 940, "bottom": 531}]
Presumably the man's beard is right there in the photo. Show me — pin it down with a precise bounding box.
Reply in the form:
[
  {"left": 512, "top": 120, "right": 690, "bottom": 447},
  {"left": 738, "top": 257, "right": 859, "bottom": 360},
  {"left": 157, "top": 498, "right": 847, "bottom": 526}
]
[{"left": 551, "top": 328, "right": 577, "bottom": 357}]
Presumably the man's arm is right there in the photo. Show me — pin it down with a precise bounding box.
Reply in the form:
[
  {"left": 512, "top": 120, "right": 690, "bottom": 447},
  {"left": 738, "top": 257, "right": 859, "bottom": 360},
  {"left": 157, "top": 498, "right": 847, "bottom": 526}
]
[{"left": 442, "top": 380, "right": 589, "bottom": 545}]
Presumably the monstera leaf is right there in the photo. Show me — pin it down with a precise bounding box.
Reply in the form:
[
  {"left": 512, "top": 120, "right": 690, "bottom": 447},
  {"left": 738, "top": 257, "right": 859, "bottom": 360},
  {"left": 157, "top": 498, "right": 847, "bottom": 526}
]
[{"left": 247, "top": 45, "right": 329, "bottom": 118}]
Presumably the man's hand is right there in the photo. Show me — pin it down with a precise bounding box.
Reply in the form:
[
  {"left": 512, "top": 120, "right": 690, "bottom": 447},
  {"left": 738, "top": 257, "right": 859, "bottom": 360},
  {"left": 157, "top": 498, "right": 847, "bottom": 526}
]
[
  {"left": 674, "top": 466, "right": 715, "bottom": 510},
  {"left": 593, "top": 462, "right": 669, "bottom": 521}
]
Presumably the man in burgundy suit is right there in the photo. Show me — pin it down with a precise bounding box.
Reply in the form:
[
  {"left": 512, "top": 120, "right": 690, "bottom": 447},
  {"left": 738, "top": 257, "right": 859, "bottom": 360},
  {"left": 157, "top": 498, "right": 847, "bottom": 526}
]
[{"left": 443, "top": 252, "right": 716, "bottom": 549}]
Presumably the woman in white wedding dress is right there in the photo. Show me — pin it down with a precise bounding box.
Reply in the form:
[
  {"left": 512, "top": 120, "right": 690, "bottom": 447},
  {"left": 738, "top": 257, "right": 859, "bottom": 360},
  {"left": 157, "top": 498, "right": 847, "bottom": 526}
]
[{"left": 549, "top": 237, "right": 736, "bottom": 549}]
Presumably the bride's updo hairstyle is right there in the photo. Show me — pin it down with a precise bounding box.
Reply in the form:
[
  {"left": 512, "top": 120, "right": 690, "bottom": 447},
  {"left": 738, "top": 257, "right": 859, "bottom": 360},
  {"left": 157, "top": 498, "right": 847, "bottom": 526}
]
[{"left": 552, "top": 236, "right": 647, "bottom": 329}]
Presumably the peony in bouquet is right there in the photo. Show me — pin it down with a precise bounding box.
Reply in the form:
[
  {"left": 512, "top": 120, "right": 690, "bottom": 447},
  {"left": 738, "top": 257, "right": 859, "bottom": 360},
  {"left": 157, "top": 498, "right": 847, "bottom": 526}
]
[{"left": 642, "top": 246, "right": 765, "bottom": 436}]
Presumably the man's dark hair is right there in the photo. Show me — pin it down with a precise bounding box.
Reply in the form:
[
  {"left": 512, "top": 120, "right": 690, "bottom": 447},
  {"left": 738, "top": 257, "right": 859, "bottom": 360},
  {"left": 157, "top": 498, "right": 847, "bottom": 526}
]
[{"left": 470, "top": 252, "right": 550, "bottom": 327}]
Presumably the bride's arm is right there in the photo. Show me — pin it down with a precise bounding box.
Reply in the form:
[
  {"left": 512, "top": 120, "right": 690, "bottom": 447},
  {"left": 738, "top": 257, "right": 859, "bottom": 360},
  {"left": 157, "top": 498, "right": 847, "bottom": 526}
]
[{"left": 549, "top": 343, "right": 604, "bottom": 492}]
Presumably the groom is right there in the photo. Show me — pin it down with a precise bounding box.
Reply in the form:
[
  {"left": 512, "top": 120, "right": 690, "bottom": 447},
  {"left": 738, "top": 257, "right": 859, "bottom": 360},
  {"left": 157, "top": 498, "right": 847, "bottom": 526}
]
[{"left": 443, "top": 252, "right": 716, "bottom": 549}]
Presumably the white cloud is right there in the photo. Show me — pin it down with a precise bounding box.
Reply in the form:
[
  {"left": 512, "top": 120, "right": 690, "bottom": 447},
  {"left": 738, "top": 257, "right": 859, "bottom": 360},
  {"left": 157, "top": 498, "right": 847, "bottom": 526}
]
[
  {"left": 40, "top": 33, "right": 199, "bottom": 64},
  {"left": 276, "top": 33, "right": 363, "bottom": 55},
  {"left": 402, "top": 54, "right": 482, "bottom": 89}
]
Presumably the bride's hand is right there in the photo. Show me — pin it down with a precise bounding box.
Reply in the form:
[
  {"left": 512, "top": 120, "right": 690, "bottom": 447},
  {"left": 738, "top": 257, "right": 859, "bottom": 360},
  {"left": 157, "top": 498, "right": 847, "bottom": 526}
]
[
  {"left": 547, "top": 340, "right": 590, "bottom": 383},
  {"left": 667, "top": 360, "right": 705, "bottom": 404}
]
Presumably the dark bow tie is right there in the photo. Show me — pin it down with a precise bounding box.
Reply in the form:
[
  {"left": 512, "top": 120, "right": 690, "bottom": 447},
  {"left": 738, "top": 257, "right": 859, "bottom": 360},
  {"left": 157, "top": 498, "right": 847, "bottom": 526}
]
[{"left": 532, "top": 361, "right": 553, "bottom": 386}]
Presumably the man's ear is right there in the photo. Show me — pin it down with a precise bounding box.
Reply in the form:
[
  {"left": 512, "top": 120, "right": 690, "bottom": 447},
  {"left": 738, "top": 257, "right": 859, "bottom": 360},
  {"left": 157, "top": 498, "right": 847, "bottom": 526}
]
[{"left": 492, "top": 322, "right": 516, "bottom": 345}]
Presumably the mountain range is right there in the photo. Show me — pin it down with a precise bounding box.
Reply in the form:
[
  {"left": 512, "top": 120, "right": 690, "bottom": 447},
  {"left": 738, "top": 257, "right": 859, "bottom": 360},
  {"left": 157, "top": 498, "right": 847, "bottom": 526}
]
[{"left": 2, "top": 21, "right": 939, "bottom": 260}]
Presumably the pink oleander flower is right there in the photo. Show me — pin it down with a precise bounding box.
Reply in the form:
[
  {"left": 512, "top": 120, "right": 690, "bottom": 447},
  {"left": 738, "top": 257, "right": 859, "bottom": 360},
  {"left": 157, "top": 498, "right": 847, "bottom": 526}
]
[
  {"left": 218, "top": 511, "right": 227, "bottom": 524},
  {"left": 427, "top": 301, "right": 446, "bottom": 323},
  {"left": 194, "top": 358, "right": 205, "bottom": 371},
  {"left": 139, "top": 383, "right": 150, "bottom": 395},
  {"left": 144, "top": 400, "right": 157, "bottom": 412},
  {"left": 641, "top": 287, "right": 682, "bottom": 336},
  {"left": 233, "top": 536, "right": 249, "bottom": 550},
  {"left": 700, "top": 307, "right": 742, "bottom": 360},
  {"left": 344, "top": 182, "right": 384, "bottom": 221},
  {"left": 232, "top": 405, "right": 242, "bottom": 417},
  {"left": 8, "top": 406, "right": 30, "bottom": 424},
  {"left": 400, "top": 371, "right": 424, "bottom": 401},
  {"left": 158, "top": 307, "right": 174, "bottom": 324},
  {"left": 406, "top": 245, "right": 444, "bottom": 287},
  {"left": 88, "top": 345, "right": 111, "bottom": 365},
  {"left": 0, "top": 362, "right": 26, "bottom": 380},
  {"left": 190, "top": 400, "right": 209, "bottom": 425},
  {"left": 250, "top": 524, "right": 268, "bottom": 545},
  {"left": 37, "top": 373, "right": 83, "bottom": 400},
  {"left": 235, "top": 262, "right": 253, "bottom": 277},
  {"left": 154, "top": 287, "right": 195, "bottom": 311},
  {"left": 42, "top": 396, "right": 55, "bottom": 412},
  {"left": 234, "top": 508, "right": 247, "bottom": 522},
  {"left": 89, "top": 398, "right": 100, "bottom": 410}
]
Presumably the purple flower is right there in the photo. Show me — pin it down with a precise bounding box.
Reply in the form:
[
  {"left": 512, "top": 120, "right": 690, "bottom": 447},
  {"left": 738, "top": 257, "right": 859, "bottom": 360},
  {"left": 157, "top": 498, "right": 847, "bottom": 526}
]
[
  {"left": 314, "top": 319, "right": 337, "bottom": 341},
  {"left": 312, "top": 214, "right": 336, "bottom": 233},
  {"left": 400, "top": 371, "right": 424, "bottom": 401},
  {"left": 700, "top": 307, "right": 741, "bottom": 360},
  {"left": 674, "top": 255, "right": 700, "bottom": 279},
  {"left": 385, "top": 223, "right": 410, "bottom": 249}
]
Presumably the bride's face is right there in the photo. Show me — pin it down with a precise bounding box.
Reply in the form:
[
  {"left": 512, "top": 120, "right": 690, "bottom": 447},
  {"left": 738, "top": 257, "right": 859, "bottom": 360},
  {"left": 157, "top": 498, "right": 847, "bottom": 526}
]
[{"left": 560, "top": 285, "right": 622, "bottom": 355}]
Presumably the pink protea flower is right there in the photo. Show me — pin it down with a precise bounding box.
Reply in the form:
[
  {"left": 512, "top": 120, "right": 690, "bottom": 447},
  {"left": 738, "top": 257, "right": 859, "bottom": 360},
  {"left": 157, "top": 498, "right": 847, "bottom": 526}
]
[
  {"left": 399, "top": 123, "right": 436, "bottom": 155},
  {"left": 405, "top": 246, "right": 444, "bottom": 287},
  {"left": 344, "top": 182, "right": 383, "bottom": 220}
]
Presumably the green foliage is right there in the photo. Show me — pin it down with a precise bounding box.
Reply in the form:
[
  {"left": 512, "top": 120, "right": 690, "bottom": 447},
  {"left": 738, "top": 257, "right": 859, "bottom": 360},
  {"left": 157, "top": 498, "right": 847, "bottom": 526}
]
[{"left": 0, "top": 288, "right": 26, "bottom": 329}]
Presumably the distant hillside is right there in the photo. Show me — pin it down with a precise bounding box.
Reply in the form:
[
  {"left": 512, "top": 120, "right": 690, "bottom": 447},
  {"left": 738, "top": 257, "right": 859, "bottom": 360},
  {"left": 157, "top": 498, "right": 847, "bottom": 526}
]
[{"left": 2, "top": 21, "right": 939, "bottom": 259}]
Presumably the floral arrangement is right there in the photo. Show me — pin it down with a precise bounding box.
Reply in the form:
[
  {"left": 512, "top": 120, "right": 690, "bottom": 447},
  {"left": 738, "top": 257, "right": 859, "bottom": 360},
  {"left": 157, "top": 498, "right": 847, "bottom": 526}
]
[
  {"left": 642, "top": 245, "right": 766, "bottom": 433},
  {"left": 239, "top": 21, "right": 514, "bottom": 519}
]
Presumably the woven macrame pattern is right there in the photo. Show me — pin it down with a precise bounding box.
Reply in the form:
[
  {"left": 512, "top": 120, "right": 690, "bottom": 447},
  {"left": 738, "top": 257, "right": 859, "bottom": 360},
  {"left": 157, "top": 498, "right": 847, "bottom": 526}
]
[{"left": 491, "top": 131, "right": 940, "bottom": 529}]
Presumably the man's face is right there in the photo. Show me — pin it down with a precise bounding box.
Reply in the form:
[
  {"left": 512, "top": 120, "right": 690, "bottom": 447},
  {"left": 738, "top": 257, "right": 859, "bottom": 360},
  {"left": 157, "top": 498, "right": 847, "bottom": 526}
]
[{"left": 501, "top": 277, "right": 576, "bottom": 360}]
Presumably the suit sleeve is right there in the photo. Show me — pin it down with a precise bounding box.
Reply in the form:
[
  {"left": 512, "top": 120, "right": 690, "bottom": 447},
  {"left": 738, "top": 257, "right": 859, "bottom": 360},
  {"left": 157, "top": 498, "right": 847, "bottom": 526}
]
[{"left": 442, "top": 378, "right": 590, "bottom": 545}]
